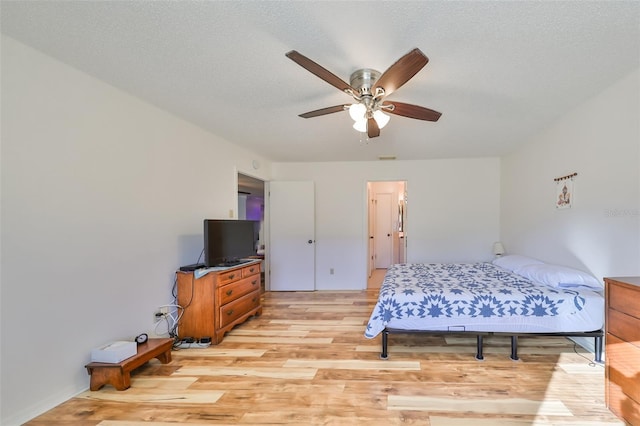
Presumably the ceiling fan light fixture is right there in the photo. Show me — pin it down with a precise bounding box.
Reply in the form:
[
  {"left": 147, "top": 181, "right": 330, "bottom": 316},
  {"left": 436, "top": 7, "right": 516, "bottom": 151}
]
[
  {"left": 373, "top": 110, "right": 390, "bottom": 129},
  {"left": 353, "top": 119, "right": 367, "bottom": 133},
  {"left": 286, "top": 49, "right": 440, "bottom": 138},
  {"left": 348, "top": 103, "right": 366, "bottom": 121}
]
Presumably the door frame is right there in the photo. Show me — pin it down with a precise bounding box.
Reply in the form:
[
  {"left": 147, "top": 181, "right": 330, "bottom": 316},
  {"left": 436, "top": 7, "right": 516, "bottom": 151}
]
[
  {"left": 366, "top": 180, "right": 407, "bottom": 278},
  {"left": 237, "top": 170, "right": 267, "bottom": 287}
]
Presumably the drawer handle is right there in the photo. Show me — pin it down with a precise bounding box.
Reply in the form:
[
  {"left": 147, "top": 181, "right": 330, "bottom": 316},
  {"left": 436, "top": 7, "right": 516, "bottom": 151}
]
[
  {"left": 228, "top": 274, "right": 235, "bottom": 280},
  {"left": 226, "top": 310, "right": 234, "bottom": 316},
  {"left": 252, "top": 297, "right": 257, "bottom": 302},
  {"left": 249, "top": 268, "right": 255, "bottom": 273},
  {"left": 226, "top": 289, "right": 233, "bottom": 296},
  {"left": 251, "top": 280, "right": 258, "bottom": 286}
]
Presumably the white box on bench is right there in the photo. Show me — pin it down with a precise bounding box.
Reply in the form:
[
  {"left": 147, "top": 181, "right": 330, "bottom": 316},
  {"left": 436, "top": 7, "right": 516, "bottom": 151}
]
[{"left": 91, "top": 341, "right": 137, "bottom": 363}]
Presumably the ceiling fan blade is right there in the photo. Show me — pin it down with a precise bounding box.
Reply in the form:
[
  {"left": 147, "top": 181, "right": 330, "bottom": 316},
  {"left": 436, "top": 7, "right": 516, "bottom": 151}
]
[
  {"left": 286, "top": 50, "right": 354, "bottom": 93},
  {"left": 367, "top": 117, "right": 380, "bottom": 138},
  {"left": 298, "top": 105, "right": 348, "bottom": 118},
  {"left": 385, "top": 101, "right": 442, "bottom": 121},
  {"left": 373, "top": 48, "right": 429, "bottom": 97}
]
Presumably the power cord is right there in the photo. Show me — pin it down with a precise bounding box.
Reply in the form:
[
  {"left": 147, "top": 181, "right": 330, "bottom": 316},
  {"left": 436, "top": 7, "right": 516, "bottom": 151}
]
[
  {"left": 170, "top": 249, "right": 206, "bottom": 347},
  {"left": 173, "top": 337, "right": 212, "bottom": 350},
  {"left": 153, "top": 303, "right": 184, "bottom": 338},
  {"left": 572, "top": 342, "right": 603, "bottom": 368}
]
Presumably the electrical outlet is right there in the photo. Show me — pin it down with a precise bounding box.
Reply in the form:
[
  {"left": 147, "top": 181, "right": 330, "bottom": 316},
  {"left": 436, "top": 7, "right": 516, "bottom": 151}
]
[{"left": 154, "top": 306, "right": 169, "bottom": 322}]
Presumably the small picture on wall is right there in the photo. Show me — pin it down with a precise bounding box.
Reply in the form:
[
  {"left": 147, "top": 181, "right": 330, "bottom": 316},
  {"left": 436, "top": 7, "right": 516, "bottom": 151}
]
[{"left": 556, "top": 179, "right": 573, "bottom": 209}]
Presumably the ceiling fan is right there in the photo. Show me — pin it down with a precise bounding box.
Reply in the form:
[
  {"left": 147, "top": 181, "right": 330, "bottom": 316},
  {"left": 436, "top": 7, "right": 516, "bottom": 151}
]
[{"left": 286, "top": 48, "right": 442, "bottom": 139}]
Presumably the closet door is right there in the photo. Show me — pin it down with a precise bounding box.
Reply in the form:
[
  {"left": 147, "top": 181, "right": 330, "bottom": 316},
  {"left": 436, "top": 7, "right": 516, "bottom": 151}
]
[{"left": 268, "top": 181, "right": 315, "bottom": 291}]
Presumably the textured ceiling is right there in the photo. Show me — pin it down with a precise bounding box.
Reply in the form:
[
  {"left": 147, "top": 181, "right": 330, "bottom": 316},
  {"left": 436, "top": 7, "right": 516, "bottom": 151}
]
[{"left": 2, "top": 1, "right": 639, "bottom": 162}]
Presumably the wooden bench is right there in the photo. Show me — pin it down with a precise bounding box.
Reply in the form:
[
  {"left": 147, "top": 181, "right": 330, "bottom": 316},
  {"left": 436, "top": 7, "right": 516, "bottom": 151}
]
[{"left": 85, "top": 338, "right": 174, "bottom": 391}]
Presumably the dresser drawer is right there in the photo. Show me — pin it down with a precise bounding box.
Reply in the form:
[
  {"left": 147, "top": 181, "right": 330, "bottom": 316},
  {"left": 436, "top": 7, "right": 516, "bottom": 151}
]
[
  {"left": 608, "top": 281, "right": 640, "bottom": 318},
  {"left": 607, "top": 376, "right": 640, "bottom": 425},
  {"left": 606, "top": 334, "right": 640, "bottom": 403},
  {"left": 219, "top": 290, "right": 261, "bottom": 328},
  {"left": 218, "top": 275, "right": 261, "bottom": 305},
  {"left": 242, "top": 263, "right": 260, "bottom": 277},
  {"left": 217, "top": 269, "right": 242, "bottom": 286},
  {"left": 608, "top": 309, "right": 640, "bottom": 348}
]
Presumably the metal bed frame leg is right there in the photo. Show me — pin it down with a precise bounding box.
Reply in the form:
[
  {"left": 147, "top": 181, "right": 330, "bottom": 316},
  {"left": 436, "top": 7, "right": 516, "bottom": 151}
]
[
  {"left": 510, "top": 335, "right": 519, "bottom": 361},
  {"left": 594, "top": 335, "right": 603, "bottom": 363},
  {"left": 380, "top": 329, "right": 389, "bottom": 359},
  {"left": 475, "top": 335, "right": 484, "bottom": 360}
]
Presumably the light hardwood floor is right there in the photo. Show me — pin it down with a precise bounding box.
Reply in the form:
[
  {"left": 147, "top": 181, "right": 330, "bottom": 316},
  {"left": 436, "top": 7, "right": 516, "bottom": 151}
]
[
  {"left": 27, "top": 290, "right": 622, "bottom": 425},
  {"left": 367, "top": 268, "right": 387, "bottom": 289}
]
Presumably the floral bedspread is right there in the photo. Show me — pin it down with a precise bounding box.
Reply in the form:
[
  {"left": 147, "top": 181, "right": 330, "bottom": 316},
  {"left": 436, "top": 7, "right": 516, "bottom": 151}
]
[{"left": 365, "top": 262, "right": 594, "bottom": 339}]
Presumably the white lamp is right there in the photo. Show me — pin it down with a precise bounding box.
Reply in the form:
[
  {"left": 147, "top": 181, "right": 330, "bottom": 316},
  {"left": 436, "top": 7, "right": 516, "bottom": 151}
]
[
  {"left": 373, "top": 110, "right": 390, "bottom": 129},
  {"left": 493, "top": 242, "right": 505, "bottom": 257},
  {"left": 353, "top": 119, "right": 367, "bottom": 132},
  {"left": 349, "top": 103, "right": 391, "bottom": 133},
  {"left": 349, "top": 103, "right": 366, "bottom": 121}
]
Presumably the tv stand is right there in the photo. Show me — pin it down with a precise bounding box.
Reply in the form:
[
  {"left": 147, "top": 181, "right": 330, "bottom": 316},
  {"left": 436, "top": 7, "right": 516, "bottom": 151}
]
[{"left": 176, "top": 260, "right": 262, "bottom": 344}]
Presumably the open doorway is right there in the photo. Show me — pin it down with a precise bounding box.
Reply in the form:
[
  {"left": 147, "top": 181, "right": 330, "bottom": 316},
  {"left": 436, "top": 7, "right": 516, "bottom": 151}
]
[
  {"left": 237, "top": 173, "right": 264, "bottom": 221},
  {"left": 367, "top": 181, "right": 407, "bottom": 289},
  {"left": 238, "top": 173, "right": 266, "bottom": 290}
]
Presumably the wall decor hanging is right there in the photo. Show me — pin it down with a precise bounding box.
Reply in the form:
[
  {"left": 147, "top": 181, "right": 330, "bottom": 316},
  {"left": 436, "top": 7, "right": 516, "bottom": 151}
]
[{"left": 554, "top": 173, "right": 577, "bottom": 209}]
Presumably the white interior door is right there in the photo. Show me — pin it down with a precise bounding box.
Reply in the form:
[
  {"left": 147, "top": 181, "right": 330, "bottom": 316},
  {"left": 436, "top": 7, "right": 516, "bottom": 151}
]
[
  {"left": 268, "top": 181, "right": 315, "bottom": 291},
  {"left": 375, "top": 192, "right": 393, "bottom": 268}
]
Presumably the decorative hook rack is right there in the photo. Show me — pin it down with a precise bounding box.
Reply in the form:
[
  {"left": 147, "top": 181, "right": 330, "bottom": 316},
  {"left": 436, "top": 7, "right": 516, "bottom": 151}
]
[{"left": 553, "top": 172, "right": 577, "bottom": 182}]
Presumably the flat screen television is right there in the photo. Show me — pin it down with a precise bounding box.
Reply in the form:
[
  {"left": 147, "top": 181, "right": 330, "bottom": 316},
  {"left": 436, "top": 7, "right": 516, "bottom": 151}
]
[{"left": 204, "top": 219, "right": 258, "bottom": 267}]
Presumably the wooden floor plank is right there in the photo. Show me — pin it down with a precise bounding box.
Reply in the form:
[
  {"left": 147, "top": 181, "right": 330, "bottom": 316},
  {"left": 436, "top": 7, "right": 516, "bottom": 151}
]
[
  {"left": 269, "top": 319, "right": 364, "bottom": 325},
  {"left": 97, "top": 422, "right": 233, "bottom": 426},
  {"left": 77, "top": 388, "right": 224, "bottom": 404},
  {"left": 221, "top": 335, "right": 333, "bottom": 344},
  {"left": 388, "top": 395, "right": 572, "bottom": 415},
  {"left": 170, "top": 348, "right": 267, "bottom": 358},
  {"left": 174, "top": 365, "right": 318, "bottom": 379},
  {"left": 283, "top": 358, "right": 420, "bottom": 370}
]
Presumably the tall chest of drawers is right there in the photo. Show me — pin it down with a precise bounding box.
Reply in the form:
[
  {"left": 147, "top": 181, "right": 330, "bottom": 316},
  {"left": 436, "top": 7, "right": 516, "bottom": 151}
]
[
  {"left": 604, "top": 276, "right": 640, "bottom": 425},
  {"left": 176, "top": 261, "right": 262, "bottom": 344}
]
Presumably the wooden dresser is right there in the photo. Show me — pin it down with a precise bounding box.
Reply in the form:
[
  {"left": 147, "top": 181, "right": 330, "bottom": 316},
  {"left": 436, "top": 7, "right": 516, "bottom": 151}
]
[
  {"left": 604, "top": 276, "right": 640, "bottom": 425},
  {"left": 176, "top": 260, "right": 262, "bottom": 344}
]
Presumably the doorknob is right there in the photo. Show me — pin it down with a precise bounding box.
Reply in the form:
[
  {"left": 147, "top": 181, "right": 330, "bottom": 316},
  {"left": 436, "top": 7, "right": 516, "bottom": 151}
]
[
  {"left": 308, "top": 240, "right": 314, "bottom": 244},
  {"left": 387, "top": 233, "right": 391, "bottom": 237}
]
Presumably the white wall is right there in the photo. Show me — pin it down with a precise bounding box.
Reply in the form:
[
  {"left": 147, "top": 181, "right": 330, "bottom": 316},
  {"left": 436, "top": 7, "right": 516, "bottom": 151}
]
[
  {"left": 0, "top": 36, "right": 271, "bottom": 425},
  {"left": 272, "top": 158, "right": 501, "bottom": 290},
  {"left": 500, "top": 69, "right": 640, "bottom": 279}
]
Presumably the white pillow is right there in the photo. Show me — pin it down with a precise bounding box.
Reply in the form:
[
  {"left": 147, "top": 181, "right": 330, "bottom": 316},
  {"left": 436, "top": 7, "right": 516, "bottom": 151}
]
[
  {"left": 516, "top": 263, "right": 602, "bottom": 290},
  {"left": 492, "top": 255, "right": 544, "bottom": 272}
]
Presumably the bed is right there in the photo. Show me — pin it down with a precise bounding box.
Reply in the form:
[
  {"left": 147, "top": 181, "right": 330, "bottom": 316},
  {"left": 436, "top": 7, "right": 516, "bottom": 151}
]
[{"left": 365, "top": 256, "right": 605, "bottom": 362}]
